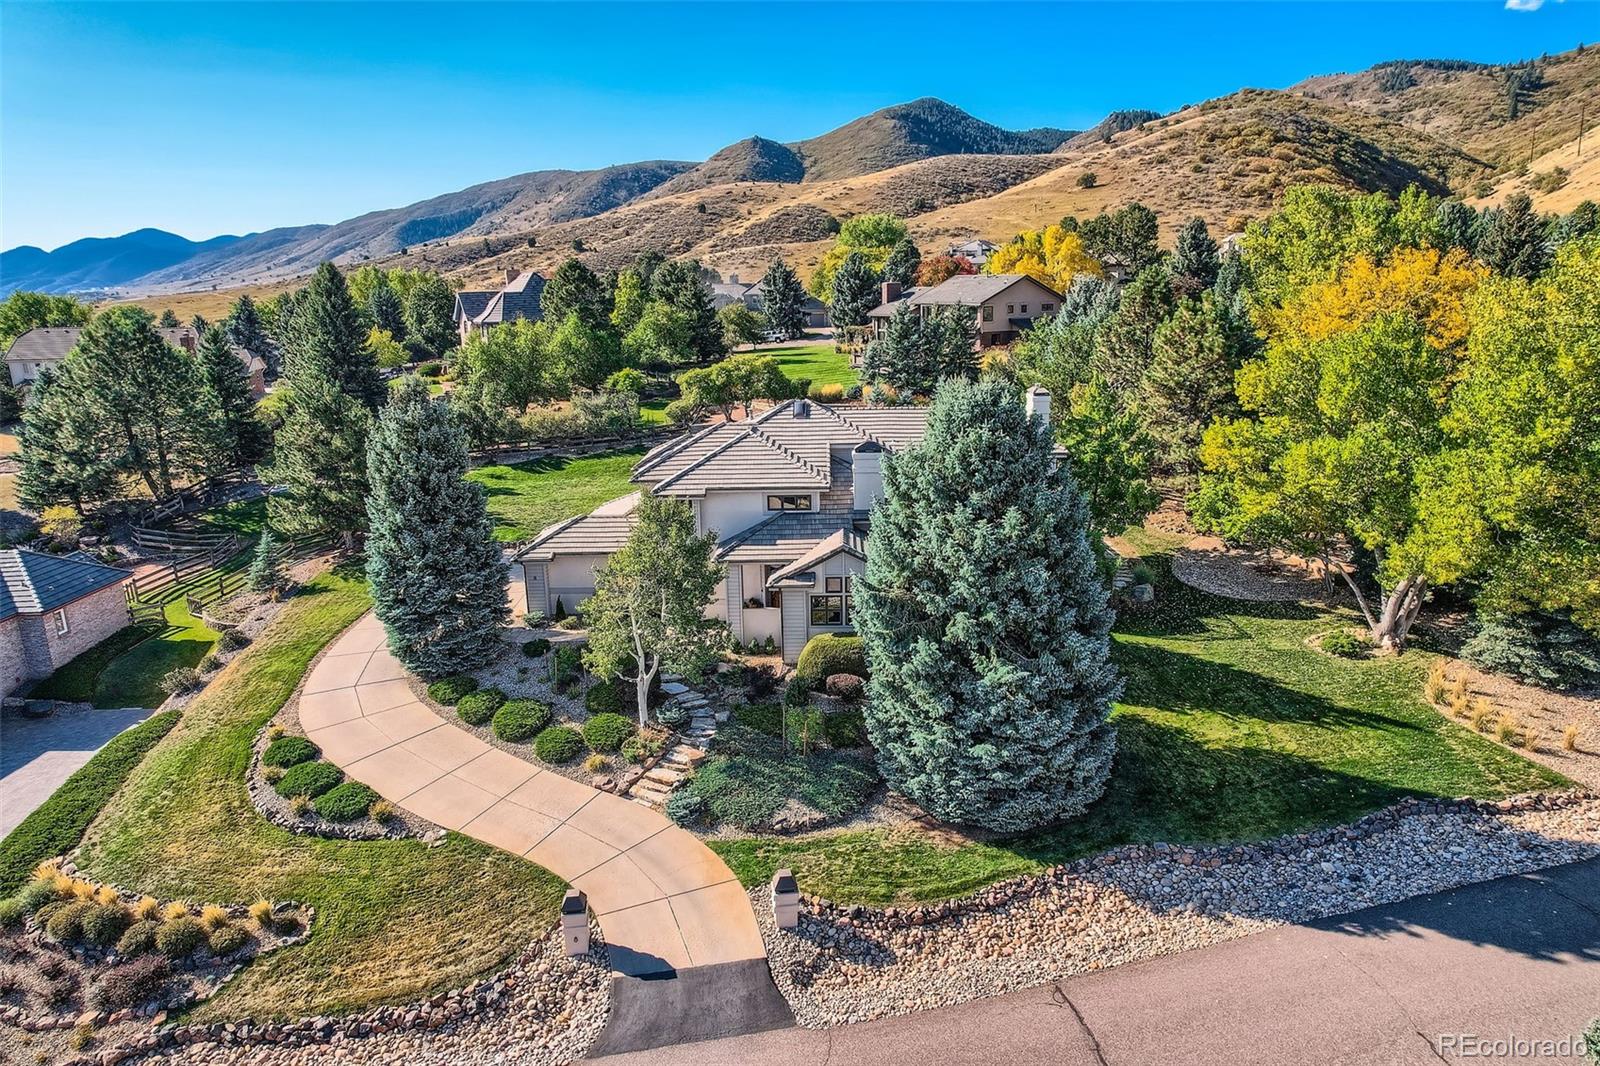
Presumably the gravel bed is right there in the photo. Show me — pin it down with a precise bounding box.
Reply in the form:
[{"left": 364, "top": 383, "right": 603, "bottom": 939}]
[
  {"left": 1169, "top": 535, "right": 1336, "bottom": 603},
  {"left": 756, "top": 792, "right": 1600, "bottom": 1027},
  {"left": 75, "top": 923, "right": 611, "bottom": 1066}
]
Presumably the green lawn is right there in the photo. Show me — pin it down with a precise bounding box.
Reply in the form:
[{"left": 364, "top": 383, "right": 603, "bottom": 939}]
[
  {"left": 763, "top": 343, "right": 859, "bottom": 390},
  {"left": 468, "top": 446, "right": 648, "bottom": 542},
  {"left": 32, "top": 599, "right": 221, "bottom": 709},
  {"left": 191, "top": 496, "right": 270, "bottom": 537},
  {"left": 710, "top": 576, "right": 1566, "bottom": 904},
  {"left": 73, "top": 568, "right": 566, "bottom": 1020},
  {"left": 639, "top": 399, "right": 672, "bottom": 424}
]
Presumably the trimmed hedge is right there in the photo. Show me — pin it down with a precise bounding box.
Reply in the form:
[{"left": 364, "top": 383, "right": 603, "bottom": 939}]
[
  {"left": 457, "top": 687, "right": 507, "bottom": 726},
  {"left": 274, "top": 760, "right": 343, "bottom": 799},
  {"left": 116, "top": 919, "right": 161, "bottom": 956},
  {"left": 492, "top": 699, "right": 551, "bottom": 743},
  {"left": 582, "top": 713, "right": 634, "bottom": 752},
  {"left": 314, "top": 781, "right": 381, "bottom": 822},
  {"left": 794, "top": 634, "right": 866, "bottom": 689},
  {"left": 427, "top": 674, "right": 479, "bottom": 705},
  {"left": 262, "top": 736, "right": 319, "bottom": 768},
  {"left": 0, "top": 709, "right": 179, "bottom": 896},
  {"left": 534, "top": 725, "right": 584, "bottom": 764}
]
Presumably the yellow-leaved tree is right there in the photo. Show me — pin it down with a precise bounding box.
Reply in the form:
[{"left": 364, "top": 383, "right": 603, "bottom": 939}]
[
  {"left": 985, "top": 225, "right": 1102, "bottom": 292},
  {"left": 1266, "top": 246, "right": 1485, "bottom": 353}
]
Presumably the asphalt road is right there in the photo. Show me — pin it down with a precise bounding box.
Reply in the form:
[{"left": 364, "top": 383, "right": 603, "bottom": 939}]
[
  {"left": 590, "top": 857, "right": 1600, "bottom": 1065},
  {"left": 1, "top": 704, "right": 155, "bottom": 837}
]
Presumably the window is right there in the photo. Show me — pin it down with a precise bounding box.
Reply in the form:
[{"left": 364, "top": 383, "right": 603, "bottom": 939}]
[
  {"left": 1020, "top": 303, "right": 1029, "bottom": 314},
  {"left": 52, "top": 608, "right": 69, "bottom": 636},
  {"left": 1006, "top": 304, "right": 1015, "bottom": 314},
  {"left": 764, "top": 564, "right": 783, "bottom": 609},
  {"left": 810, "top": 595, "right": 845, "bottom": 626},
  {"left": 1042, "top": 302, "right": 1055, "bottom": 313},
  {"left": 981, "top": 305, "right": 994, "bottom": 322},
  {"left": 766, "top": 494, "right": 812, "bottom": 511},
  {"left": 825, "top": 576, "right": 843, "bottom": 593}
]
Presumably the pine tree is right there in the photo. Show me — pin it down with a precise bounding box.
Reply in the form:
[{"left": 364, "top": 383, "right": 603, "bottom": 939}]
[
  {"left": 1093, "top": 264, "right": 1176, "bottom": 396},
  {"left": 759, "top": 260, "right": 807, "bottom": 339},
  {"left": 1141, "top": 295, "right": 1238, "bottom": 475},
  {"left": 158, "top": 309, "right": 180, "bottom": 328},
  {"left": 1171, "top": 217, "right": 1220, "bottom": 294},
  {"left": 649, "top": 259, "right": 724, "bottom": 362},
  {"left": 368, "top": 280, "right": 406, "bottom": 341},
  {"left": 17, "top": 366, "right": 119, "bottom": 512},
  {"left": 1430, "top": 200, "right": 1481, "bottom": 256},
  {"left": 224, "top": 293, "right": 277, "bottom": 377},
  {"left": 365, "top": 378, "right": 508, "bottom": 677},
  {"left": 881, "top": 238, "right": 922, "bottom": 289},
  {"left": 403, "top": 273, "right": 458, "bottom": 359},
  {"left": 265, "top": 378, "right": 372, "bottom": 550},
  {"left": 282, "top": 262, "right": 386, "bottom": 410},
  {"left": 196, "top": 325, "right": 269, "bottom": 469},
  {"left": 248, "top": 528, "right": 287, "bottom": 597},
  {"left": 543, "top": 259, "right": 611, "bottom": 328},
  {"left": 854, "top": 378, "right": 1119, "bottom": 832},
  {"left": 829, "top": 251, "right": 880, "bottom": 328},
  {"left": 1478, "top": 193, "right": 1549, "bottom": 278},
  {"left": 862, "top": 304, "right": 975, "bottom": 396}
]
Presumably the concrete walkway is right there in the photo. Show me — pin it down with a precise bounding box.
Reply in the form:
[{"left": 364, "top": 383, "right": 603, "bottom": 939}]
[
  {"left": 299, "top": 613, "right": 767, "bottom": 980},
  {"left": 1, "top": 704, "right": 156, "bottom": 838},
  {"left": 592, "top": 857, "right": 1600, "bottom": 1065}
]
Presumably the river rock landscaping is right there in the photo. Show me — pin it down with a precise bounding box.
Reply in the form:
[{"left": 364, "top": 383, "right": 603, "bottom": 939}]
[
  {"left": 246, "top": 723, "right": 436, "bottom": 842},
  {"left": 754, "top": 791, "right": 1600, "bottom": 1028}
]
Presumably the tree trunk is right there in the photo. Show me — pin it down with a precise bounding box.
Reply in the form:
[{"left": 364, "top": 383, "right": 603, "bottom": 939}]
[{"left": 1331, "top": 559, "right": 1427, "bottom": 653}]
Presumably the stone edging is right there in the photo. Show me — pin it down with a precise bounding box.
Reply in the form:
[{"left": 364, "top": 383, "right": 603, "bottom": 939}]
[
  {"left": 804, "top": 790, "right": 1599, "bottom": 929},
  {"left": 74, "top": 920, "right": 610, "bottom": 1066},
  {"left": 245, "top": 722, "right": 435, "bottom": 842}
]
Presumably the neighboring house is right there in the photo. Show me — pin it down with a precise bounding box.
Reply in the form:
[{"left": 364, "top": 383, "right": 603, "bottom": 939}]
[
  {"left": 866, "top": 273, "right": 1063, "bottom": 348},
  {"left": 453, "top": 268, "right": 546, "bottom": 346},
  {"left": 0, "top": 549, "right": 131, "bottom": 696},
  {"left": 5, "top": 326, "right": 267, "bottom": 397},
  {"left": 516, "top": 389, "right": 1055, "bottom": 663},
  {"left": 740, "top": 278, "right": 831, "bottom": 329},
  {"left": 947, "top": 239, "right": 999, "bottom": 269},
  {"left": 1218, "top": 232, "right": 1245, "bottom": 256},
  {"left": 709, "top": 275, "right": 757, "bottom": 312}
]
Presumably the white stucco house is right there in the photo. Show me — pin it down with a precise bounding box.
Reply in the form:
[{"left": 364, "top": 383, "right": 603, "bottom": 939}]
[{"left": 516, "top": 389, "right": 1054, "bottom": 663}]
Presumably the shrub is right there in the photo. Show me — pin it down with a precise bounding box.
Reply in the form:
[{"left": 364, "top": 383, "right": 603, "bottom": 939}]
[
  {"left": 427, "top": 674, "right": 480, "bottom": 705},
  {"left": 274, "top": 760, "right": 342, "bottom": 799},
  {"left": 665, "top": 790, "right": 705, "bottom": 827},
  {"left": 263, "top": 765, "right": 285, "bottom": 784},
  {"left": 733, "top": 702, "right": 783, "bottom": 737},
  {"left": 198, "top": 653, "right": 223, "bottom": 673},
  {"left": 132, "top": 895, "right": 160, "bottom": 921},
  {"left": 763, "top": 635, "right": 777, "bottom": 655},
  {"left": 822, "top": 708, "right": 868, "bottom": 748},
  {"left": 160, "top": 901, "right": 189, "bottom": 922},
  {"left": 1077, "top": 171, "right": 1098, "bottom": 188},
  {"left": 369, "top": 799, "right": 397, "bottom": 824},
  {"left": 1462, "top": 611, "right": 1600, "bottom": 690},
  {"left": 155, "top": 916, "right": 206, "bottom": 959},
  {"left": 522, "top": 637, "right": 551, "bottom": 658},
  {"left": 1130, "top": 561, "right": 1156, "bottom": 586},
  {"left": 585, "top": 679, "right": 626, "bottom": 715},
  {"left": 456, "top": 687, "right": 506, "bottom": 726},
  {"left": 656, "top": 700, "right": 690, "bottom": 729},
  {"left": 583, "top": 713, "right": 634, "bottom": 752},
  {"left": 619, "top": 735, "right": 646, "bottom": 764},
  {"left": 81, "top": 902, "right": 132, "bottom": 946},
  {"left": 218, "top": 628, "right": 250, "bottom": 652},
  {"left": 823, "top": 673, "right": 865, "bottom": 700},
  {"left": 492, "top": 699, "right": 551, "bottom": 742},
  {"left": 818, "top": 383, "right": 845, "bottom": 402},
  {"left": 16, "top": 879, "right": 58, "bottom": 913},
  {"left": 200, "top": 904, "right": 230, "bottom": 931},
  {"left": 1423, "top": 661, "right": 1449, "bottom": 704},
  {"left": 160, "top": 667, "right": 202, "bottom": 695},
  {"left": 554, "top": 646, "right": 583, "bottom": 688},
  {"left": 0, "top": 896, "right": 25, "bottom": 929},
  {"left": 534, "top": 725, "right": 584, "bottom": 764},
  {"left": 583, "top": 752, "right": 607, "bottom": 773},
  {"left": 248, "top": 900, "right": 274, "bottom": 928},
  {"left": 417, "top": 360, "right": 443, "bottom": 377},
  {"left": 1565, "top": 723, "right": 1580, "bottom": 752},
  {"left": 289, "top": 794, "right": 312, "bottom": 816},
  {"left": 261, "top": 736, "right": 318, "bottom": 768},
  {"left": 46, "top": 899, "right": 95, "bottom": 942},
  {"left": 1321, "top": 629, "right": 1369, "bottom": 658},
  {"left": 314, "top": 782, "right": 381, "bottom": 822},
  {"left": 208, "top": 924, "right": 250, "bottom": 956},
  {"left": 794, "top": 634, "right": 866, "bottom": 688},
  {"left": 116, "top": 919, "right": 160, "bottom": 956},
  {"left": 87, "top": 956, "right": 170, "bottom": 1011}
]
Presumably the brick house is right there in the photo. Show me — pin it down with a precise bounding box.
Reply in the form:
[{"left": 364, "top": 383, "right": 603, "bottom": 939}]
[{"left": 0, "top": 550, "right": 132, "bottom": 696}]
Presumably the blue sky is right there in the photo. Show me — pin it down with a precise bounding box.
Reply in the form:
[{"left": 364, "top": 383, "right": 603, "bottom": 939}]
[{"left": 1, "top": 1, "right": 1592, "bottom": 251}]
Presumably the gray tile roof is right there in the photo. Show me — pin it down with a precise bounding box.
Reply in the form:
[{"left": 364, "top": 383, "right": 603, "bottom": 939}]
[
  {"left": 866, "top": 287, "right": 923, "bottom": 318},
  {"left": 0, "top": 549, "right": 128, "bottom": 619},
  {"left": 473, "top": 271, "right": 545, "bottom": 327},
  {"left": 905, "top": 273, "right": 1061, "bottom": 308},
  {"left": 4, "top": 326, "right": 264, "bottom": 374},
  {"left": 519, "top": 493, "right": 640, "bottom": 561},
  {"left": 766, "top": 528, "right": 866, "bottom": 584},
  {"left": 635, "top": 400, "right": 930, "bottom": 498},
  {"left": 716, "top": 510, "right": 864, "bottom": 564}
]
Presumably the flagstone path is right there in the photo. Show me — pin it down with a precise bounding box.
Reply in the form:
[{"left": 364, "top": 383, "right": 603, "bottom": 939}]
[{"left": 298, "top": 613, "right": 768, "bottom": 979}]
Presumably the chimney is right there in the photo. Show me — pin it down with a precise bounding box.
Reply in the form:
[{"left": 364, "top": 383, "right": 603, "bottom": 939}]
[
  {"left": 1025, "top": 385, "right": 1051, "bottom": 425},
  {"left": 177, "top": 331, "right": 196, "bottom": 354},
  {"left": 728, "top": 273, "right": 740, "bottom": 286},
  {"left": 505, "top": 267, "right": 519, "bottom": 285},
  {"left": 852, "top": 441, "right": 884, "bottom": 511},
  {"left": 881, "top": 281, "right": 902, "bottom": 306}
]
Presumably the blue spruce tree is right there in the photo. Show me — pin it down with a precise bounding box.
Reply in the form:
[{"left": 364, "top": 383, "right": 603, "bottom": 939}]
[{"left": 854, "top": 377, "right": 1119, "bottom": 832}]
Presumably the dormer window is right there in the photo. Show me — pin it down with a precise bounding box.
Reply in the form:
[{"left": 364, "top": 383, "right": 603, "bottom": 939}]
[{"left": 767, "top": 494, "right": 812, "bottom": 511}]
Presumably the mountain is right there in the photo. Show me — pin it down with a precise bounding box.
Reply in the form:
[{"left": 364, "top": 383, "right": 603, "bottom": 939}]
[
  {"left": 1060, "top": 109, "right": 1163, "bottom": 149},
  {"left": 1, "top": 228, "right": 244, "bottom": 295}
]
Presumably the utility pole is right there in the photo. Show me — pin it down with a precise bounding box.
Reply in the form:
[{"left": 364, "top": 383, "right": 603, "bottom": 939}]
[{"left": 1578, "top": 101, "right": 1586, "bottom": 162}]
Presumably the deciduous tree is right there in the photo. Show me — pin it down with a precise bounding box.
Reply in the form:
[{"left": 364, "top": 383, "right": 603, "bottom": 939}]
[
  {"left": 402, "top": 273, "right": 457, "bottom": 360},
  {"left": 984, "top": 225, "right": 1101, "bottom": 292}
]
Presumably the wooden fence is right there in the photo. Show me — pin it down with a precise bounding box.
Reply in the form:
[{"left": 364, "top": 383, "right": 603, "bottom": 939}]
[
  {"left": 124, "top": 535, "right": 243, "bottom": 624},
  {"left": 139, "top": 471, "right": 259, "bottom": 527}
]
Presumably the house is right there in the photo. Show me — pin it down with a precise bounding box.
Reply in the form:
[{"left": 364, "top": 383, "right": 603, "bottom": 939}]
[
  {"left": 453, "top": 268, "right": 546, "bottom": 346},
  {"left": 5, "top": 326, "right": 267, "bottom": 397},
  {"left": 947, "top": 239, "right": 999, "bottom": 269},
  {"left": 0, "top": 549, "right": 131, "bottom": 696},
  {"left": 709, "top": 275, "right": 758, "bottom": 312},
  {"left": 866, "top": 273, "right": 1063, "bottom": 348},
  {"left": 516, "top": 388, "right": 1054, "bottom": 663},
  {"left": 740, "top": 278, "right": 830, "bottom": 329}
]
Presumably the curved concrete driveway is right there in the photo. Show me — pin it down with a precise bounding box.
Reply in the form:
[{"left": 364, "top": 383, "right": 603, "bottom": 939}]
[{"left": 298, "top": 613, "right": 766, "bottom": 978}]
